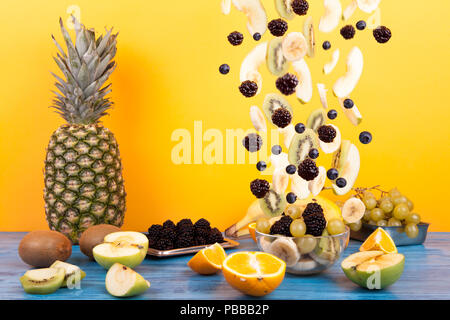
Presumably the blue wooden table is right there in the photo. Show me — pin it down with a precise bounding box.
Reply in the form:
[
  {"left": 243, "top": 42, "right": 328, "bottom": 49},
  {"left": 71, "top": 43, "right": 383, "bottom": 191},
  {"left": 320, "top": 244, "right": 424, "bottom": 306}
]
[{"left": 1, "top": 232, "right": 449, "bottom": 300}]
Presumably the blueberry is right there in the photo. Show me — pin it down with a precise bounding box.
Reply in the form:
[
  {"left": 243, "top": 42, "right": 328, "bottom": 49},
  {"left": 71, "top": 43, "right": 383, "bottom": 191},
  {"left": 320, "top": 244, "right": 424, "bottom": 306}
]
[
  {"left": 343, "top": 98, "right": 354, "bottom": 109},
  {"left": 253, "top": 33, "right": 261, "bottom": 41},
  {"left": 309, "top": 148, "right": 319, "bottom": 159},
  {"left": 356, "top": 20, "right": 366, "bottom": 30},
  {"left": 336, "top": 177, "right": 347, "bottom": 188},
  {"left": 359, "top": 131, "right": 372, "bottom": 144},
  {"left": 271, "top": 145, "right": 282, "bottom": 155},
  {"left": 327, "top": 168, "right": 338, "bottom": 180},
  {"left": 256, "top": 161, "right": 267, "bottom": 171},
  {"left": 286, "top": 164, "right": 297, "bottom": 175},
  {"left": 295, "top": 123, "right": 305, "bottom": 134},
  {"left": 286, "top": 192, "right": 297, "bottom": 204},
  {"left": 219, "top": 64, "right": 230, "bottom": 75},
  {"left": 327, "top": 109, "right": 337, "bottom": 120},
  {"left": 322, "top": 41, "right": 331, "bottom": 50}
]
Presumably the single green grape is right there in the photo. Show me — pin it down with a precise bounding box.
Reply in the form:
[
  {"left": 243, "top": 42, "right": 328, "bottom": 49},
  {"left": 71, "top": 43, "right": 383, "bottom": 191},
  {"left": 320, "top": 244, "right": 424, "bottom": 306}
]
[
  {"left": 392, "top": 196, "right": 408, "bottom": 207},
  {"left": 407, "top": 199, "right": 414, "bottom": 211},
  {"left": 405, "top": 223, "right": 419, "bottom": 238},
  {"left": 387, "top": 217, "right": 402, "bottom": 227},
  {"left": 379, "top": 200, "right": 394, "bottom": 214},
  {"left": 389, "top": 188, "right": 402, "bottom": 198},
  {"left": 363, "top": 197, "right": 377, "bottom": 210},
  {"left": 363, "top": 190, "right": 376, "bottom": 199},
  {"left": 405, "top": 213, "right": 421, "bottom": 225},
  {"left": 256, "top": 218, "right": 271, "bottom": 234},
  {"left": 393, "top": 203, "right": 409, "bottom": 220},
  {"left": 295, "top": 235, "right": 317, "bottom": 254},
  {"left": 290, "top": 219, "right": 306, "bottom": 237},
  {"left": 363, "top": 210, "right": 371, "bottom": 222},
  {"left": 327, "top": 219, "right": 346, "bottom": 235},
  {"left": 370, "top": 208, "right": 385, "bottom": 222},
  {"left": 349, "top": 220, "right": 362, "bottom": 232},
  {"left": 379, "top": 195, "right": 392, "bottom": 203},
  {"left": 377, "top": 219, "right": 387, "bottom": 227},
  {"left": 286, "top": 206, "right": 302, "bottom": 219}
]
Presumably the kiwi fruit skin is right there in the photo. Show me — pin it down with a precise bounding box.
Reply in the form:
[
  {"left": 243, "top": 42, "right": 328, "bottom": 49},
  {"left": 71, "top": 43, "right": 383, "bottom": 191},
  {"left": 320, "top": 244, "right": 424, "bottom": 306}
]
[
  {"left": 20, "top": 268, "right": 65, "bottom": 295},
  {"left": 49, "top": 261, "right": 86, "bottom": 287},
  {"left": 288, "top": 128, "right": 319, "bottom": 166},
  {"left": 306, "top": 108, "right": 326, "bottom": 132},
  {"left": 259, "top": 189, "right": 287, "bottom": 217},
  {"left": 267, "top": 38, "right": 289, "bottom": 76},
  {"left": 79, "top": 224, "right": 121, "bottom": 260},
  {"left": 18, "top": 230, "right": 72, "bottom": 267},
  {"left": 262, "top": 93, "right": 293, "bottom": 126}
]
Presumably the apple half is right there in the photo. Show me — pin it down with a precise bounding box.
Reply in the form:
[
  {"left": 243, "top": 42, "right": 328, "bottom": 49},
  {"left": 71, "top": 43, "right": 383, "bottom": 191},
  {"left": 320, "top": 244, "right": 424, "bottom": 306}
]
[{"left": 106, "top": 263, "right": 150, "bottom": 297}]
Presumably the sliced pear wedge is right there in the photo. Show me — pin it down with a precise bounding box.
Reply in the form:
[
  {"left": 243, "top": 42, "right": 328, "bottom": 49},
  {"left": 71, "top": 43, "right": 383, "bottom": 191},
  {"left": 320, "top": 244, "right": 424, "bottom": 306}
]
[
  {"left": 221, "top": 0, "right": 232, "bottom": 14},
  {"left": 331, "top": 140, "right": 360, "bottom": 195},
  {"left": 319, "top": 124, "right": 341, "bottom": 154},
  {"left": 323, "top": 49, "right": 340, "bottom": 75},
  {"left": 356, "top": 0, "right": 381, "bottom": 13},
  {"left": 317, "top": 83, "right": 329, "bottom": 110},
  {"left": 292, "top": 59, "right": 312, "bottom": 103},
  {"left": 106, "top": 263, "right": 150, "bottom": 297},
  {"left": 338, "top": 97, "right": 363, "bottom": 126},
  {"left": 319, "top": 0, "right": 342, "bottom": 33},
  {"left": 333, "top": 47, "right": 363, "bottom": 98},
  {"left": 232, "top": 0, "right": 267, "bottom": 36},
  {"left": 342, "top": 0, "right": 357, "bottom": 20},
  {"left": 240, "top": 42, "right": 268, "bottom": 96},
  {"left": 303, "top": 16, "right": 315, "bottom": 58}
]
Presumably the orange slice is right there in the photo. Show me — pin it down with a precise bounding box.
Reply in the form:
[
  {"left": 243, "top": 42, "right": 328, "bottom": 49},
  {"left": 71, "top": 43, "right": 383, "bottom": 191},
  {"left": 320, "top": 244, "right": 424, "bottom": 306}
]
[
  {"left": 222, "top": 251, "right": 286, "bottom": 296},
  {"left": 247, "top": 222, "right": 257, "bottom": 243},
  {"left": 360, "top": 227, "right": 398, "bottom": 254},
  {"left": 187, "top": 243, "right": 227, "bottom": 275}
]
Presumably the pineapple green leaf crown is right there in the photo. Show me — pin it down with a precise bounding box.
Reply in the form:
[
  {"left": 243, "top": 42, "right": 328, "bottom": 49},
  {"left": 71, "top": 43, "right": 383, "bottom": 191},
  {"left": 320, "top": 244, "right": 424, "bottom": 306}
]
[{"left": 51, "top": 16, "right": 118, "bottom": 125}]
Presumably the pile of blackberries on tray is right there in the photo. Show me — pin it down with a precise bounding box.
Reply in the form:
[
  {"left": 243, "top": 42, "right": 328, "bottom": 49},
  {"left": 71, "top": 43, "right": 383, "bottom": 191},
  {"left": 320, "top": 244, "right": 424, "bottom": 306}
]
[{"left": 146, "top": 218, "right": 225, "bottom": 251}]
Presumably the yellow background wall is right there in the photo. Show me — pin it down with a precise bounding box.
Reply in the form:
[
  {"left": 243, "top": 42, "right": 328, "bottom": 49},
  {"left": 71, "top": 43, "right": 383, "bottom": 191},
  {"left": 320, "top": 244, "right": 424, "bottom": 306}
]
[{"left": 0, "top": 1, "right": 449, "bottom": 232}]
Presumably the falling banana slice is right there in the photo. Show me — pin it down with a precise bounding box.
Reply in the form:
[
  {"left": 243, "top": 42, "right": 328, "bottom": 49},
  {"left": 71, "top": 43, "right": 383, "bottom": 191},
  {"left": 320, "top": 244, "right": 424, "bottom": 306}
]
[
  {"left": 308, "top": 166, "right": 326, "bottom": 196},
  {"left": 342, "top": 0, "right": 357, "bottom": 21},
  {"left": 272, "top": 167, "right": 290, "bottom": 194},
  {"left": 221, "top": 0, "right": 232, "bottom": 14},
  {"left": 269, "top": 238, "right": 300, "bottom": 267},
  {"left": 250, "top": 105, "right": 267, "bottom": 132},
  {"left": 240, "top": 42, "right": 268, "bottom": 96},
  {"left": 282, "top": 32, "right": 308, "bottom": 62},
  {"left": 232, "top": 0, "right": 268, "bottom": 36},
  {"left": 317, "top": 84, "right": 329, "bottom": 110},
  {"left": 292, "top": 59, "right": 312, "bottom": 104},
  {"left": 342, "top": 197, "right": 366, "bottom": 223},
  {"left": 319, "top": 0, "right": 342, "bottom": 33},
  {"left": 323, "top": 49, "right": 340, "bottom": 75}
]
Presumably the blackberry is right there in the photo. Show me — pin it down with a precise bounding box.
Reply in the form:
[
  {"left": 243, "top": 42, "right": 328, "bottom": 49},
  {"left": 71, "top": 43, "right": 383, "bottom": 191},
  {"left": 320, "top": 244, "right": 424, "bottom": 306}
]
[
  {"left": 303, "top": 209, "right": 326, "bottom": 236},
  {"left": 308, "top": 148, "right": 319, "bottom": 159},
  {"left": 239, "top": 80, "right": 258, "bottom": 97},
  {"left": 322, "top": 41, "right": 331, "bottom": 50},
  {"left": 292, "top": 0, "right": 309, "bottom": 15},
  {"left": 271, "top": 145, "right": 282, "bottom": 155},
  {"left": 286, "top": 164, "right": 297, "bottom": 175},
  {"left": 317, "top": 125, "right": 337, "bottom": 143},
  {"left": 242, "top": 133, "right": 263, "bottom": 152},
  {"left": 219, "top": 64, "right": 230, "bottom": 75},
  {"left": 286, "top": 192, "right": 297, "bottom": 204},
  {"left": 373, "top": 26, "right": 391, "bottom": 43},
  {"left": 356, "top": 20, "right": 366, "bottom": 30},
  {"left": 250, "top": 179, "right": 270, "bottom": 198},
  {"left": 177, "top": 218, "right": 193, "bottom": 230},
  {"left": 194, "top": 218, "right": 211, "bottom": 230},
  {"left": 271, "top": 108, "right": 292, "bottom": 128},
  {"left": 195, "top": 235, "right": 208, "bottom": 246},
  {"left": 295, "top": 123, "right": 305, "bottom": 133},
  {"left": 253, "top": 33, "right": 261, "bottom": 41},
  {"left": 270, "top": 215, "right": 293, "bottom": 236},
  {"left": 298, "top": 158, "right": 319, "bottom": 181},
  {"left": 175, "top": 233, "right": 195, "bottom": 248},
  {"left": 327, "top": 109, "right": 337, "bottom": 120},
  {"left": 340, "top": 25, "right": 355, "bottom": 40},
  {"left": 160, "top": 227, "right": 177, "bottom": 241},
  {"left": 147, "top": 224, "right": 163, "bottom": 240},
  {"left": 327, "top": 168, "right": 339, "bottom": 180},
  {"left": 268, "top": 19, "right": 288, "bottom": 37},
  {"left": 303, "top": 202, "right": 323, "bottom": 216},
  {"left": 208, "top": 228, "right": 225, "bottom": 243},
  {"left": 256, "top": 161, "right": 267, "bottom": 171},
  {"left": 276, "top": 73, "right": 298, "bottom": 96},
  {"left": 227, "top": 31, "right": 244, "bottom": 46},
  {"left": 162, "top": 220, "right": 176, "bottom": 230},
  {"left": 154, "top": 238, "right": 174, "bottom": 250},
  {"left": 359, "top": 131, "right": 372, "bottom": 144}
]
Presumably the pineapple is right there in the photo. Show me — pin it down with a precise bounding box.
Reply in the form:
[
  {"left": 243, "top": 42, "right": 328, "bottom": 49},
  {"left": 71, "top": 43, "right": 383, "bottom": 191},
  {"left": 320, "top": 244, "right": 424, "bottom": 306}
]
[{"left": 45, "top": 17, "right": 125, "bottom": 243}]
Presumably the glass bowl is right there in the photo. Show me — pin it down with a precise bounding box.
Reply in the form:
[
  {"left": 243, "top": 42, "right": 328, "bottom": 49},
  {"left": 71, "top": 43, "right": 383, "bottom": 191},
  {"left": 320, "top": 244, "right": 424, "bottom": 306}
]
[{"left": 255, "top": 226, "right": 350, "bottom": 275}]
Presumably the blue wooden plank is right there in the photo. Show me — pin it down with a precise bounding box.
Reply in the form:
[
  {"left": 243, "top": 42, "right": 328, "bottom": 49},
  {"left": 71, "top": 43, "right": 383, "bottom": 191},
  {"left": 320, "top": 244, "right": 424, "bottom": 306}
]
[{"left": 0, "top": 232, "right": 449, "bottom": 300}]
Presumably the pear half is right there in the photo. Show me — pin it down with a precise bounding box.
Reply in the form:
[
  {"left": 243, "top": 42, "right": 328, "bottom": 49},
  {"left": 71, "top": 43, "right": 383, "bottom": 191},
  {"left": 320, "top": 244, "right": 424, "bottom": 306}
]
[
  {"left": 106, "top": 263, "right": 150, "bottom": 297},
  {"left": 49, "top": 260, "right": 86, "bottom": 287}
]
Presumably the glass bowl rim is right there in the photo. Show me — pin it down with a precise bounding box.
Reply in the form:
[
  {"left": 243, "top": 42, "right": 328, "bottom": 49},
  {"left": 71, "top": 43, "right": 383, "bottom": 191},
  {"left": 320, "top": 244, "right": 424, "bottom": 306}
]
[{"left": 255, "top": 225, "right": 350, "bottom": 240}]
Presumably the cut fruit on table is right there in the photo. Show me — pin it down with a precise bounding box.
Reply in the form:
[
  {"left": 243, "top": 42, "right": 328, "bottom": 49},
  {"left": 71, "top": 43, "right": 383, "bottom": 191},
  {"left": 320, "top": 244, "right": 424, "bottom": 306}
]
[
  {"left": 222, "top": 251, "right": 286, "bottom": 296},
  {"left": 105, "top": 263, "right": 150, "bottom": 297},
  {"left": 187, "top": 243, "right": 227, "bottom": 275},
  {"left": 341, "top": 251, "right": 404, "bottom": 289},
  {"left": 49, "top": 260, "right": 86, "bottom": 288},
  {"left": 20, "top": 268, "right": 65, "bottom": 295},
  {"left": 360, "top": 227, "right": 398, "bottom": 254}
]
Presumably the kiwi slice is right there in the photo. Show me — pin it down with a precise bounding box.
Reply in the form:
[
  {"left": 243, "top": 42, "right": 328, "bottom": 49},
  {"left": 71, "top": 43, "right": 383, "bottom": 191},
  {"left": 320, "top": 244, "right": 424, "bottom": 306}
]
[
  {"left": 275, "top": 0, "right": 295, "bottom": 20},
  {"left": 267, "top": 38, "right": 289, "bottom": 76},
  {"left": 288, "top": 128, "right": 319, "bottom": 166},
  {"left": 263, "top": 93, "right": 293, "bottom": 126},
  {"left": 306, "top": 108, "right": 327, "bottom": 132},
  {"left": 259, "top": 189, "right": 287, "bottom": 217},
  {"left": 50, "top": 260, "right": 86, "bottom": 287},
  {"left": 20, "top": 268, "right": 65, "bottom": 294}
]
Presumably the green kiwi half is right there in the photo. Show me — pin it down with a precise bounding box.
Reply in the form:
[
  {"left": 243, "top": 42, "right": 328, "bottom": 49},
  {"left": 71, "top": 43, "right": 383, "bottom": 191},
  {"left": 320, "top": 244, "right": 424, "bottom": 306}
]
[
  {"left": 259, "top": 189, "right": 287, "bottom": 217},
  {"left": 306, "top": 108, "right": 327, "bottom": 132},
  {"left": 266, "top": 38, "right": 289, "bottom": 76},
  {"left": 20, "top": 268, "right": 65, "bottom": 294},
  {"left": 288, "top": 128, "right": 319, "bottom": 166},
  {"left": 263, "top": 93, "right": 293, "bottom": 126}
]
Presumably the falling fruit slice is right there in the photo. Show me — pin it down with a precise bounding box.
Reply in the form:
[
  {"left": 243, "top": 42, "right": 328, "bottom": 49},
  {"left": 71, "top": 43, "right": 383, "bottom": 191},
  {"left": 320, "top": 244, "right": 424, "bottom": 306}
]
[
  {"left": 308, "top": 166, "right": 326, "bottom": 196},
  {"left": 366, "top": 7, "right": 381, "bottom": 29},
  {"left": 292, "top": 59, "right": 312, "bottom": 103},
  {"left": 240, "top": 42, "right": 268, "bottom": 96},
  {"left": 360, "top": 227, "right": 398, "bottom": 254},
  {"left": 279, "top": 124, "right": 295, "bottom": 148},
  {"left": 303, "top": 16, "right": 315, "bottom": 58},
  {"left": 188, "top": 243, "right": 227, "bottom": 275},
  {"left": 221, "top": 0, "right": 232, "bottom": 14},
  {"left": 319, "top": 124, "right": 341, "bottom": 154},
  {"left": 331, "top": 140, "right": 360, "bottom": 195},
  {"left": 291, "top": 174, "right": 310, "bottom": 200},
  {"left": 249, "top": 105, "right": 267, "bottom": 132},
  {"left": 356, "top": 0, "right": 381, "bottom": 13},
  {"left": 232, "top": 0, "right": 267, "bottom": 36},
  {"left": 222, "top": 251, "right": 286, "bottom": 296},
  {"left": 317, "top": 83, "right": 329, "bottom": 109},
  {"left": 49, "top": 260, "right": 86, "bottom": 288},
  {"left": 282, "top": 32, "right": 308, "bottom": 62},
  {"left": 338, "top": 97, "right": 363, "bottom": 126},
  {"left": 272, "top": 167, "right": 289, "bottom": 194},
  {"left": 105, "top": 263, "right": 150, "bottom": 297},
  {"left": 333, "top": 47, "right": 363, "bottom": 98},
  {"left": 341, "top": 197, "right": 365, "bottom": 223},
  {"left": 342, "top": 0, "right": 357, "bottom": 20},
  {"left": 323, "top": 49, "right": 340, "bottom": 75},
  {"left": 267, "top": 38, "right": 290, "bottom": 76},
  {"left": 319, "top": 0, "right": 342, "bottom": 33},
  {"left": 275, "top": 0, "right": 296, "bottom": 20}
]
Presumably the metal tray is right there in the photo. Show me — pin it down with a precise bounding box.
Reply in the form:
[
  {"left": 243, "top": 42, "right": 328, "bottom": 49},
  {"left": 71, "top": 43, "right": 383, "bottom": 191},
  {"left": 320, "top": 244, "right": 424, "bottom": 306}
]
[
  {"left": 146, "top": 238, "right": 240, "bottom": 258},
  {"left": 350, "top": 222, "right": 430, "bottom": 246}
]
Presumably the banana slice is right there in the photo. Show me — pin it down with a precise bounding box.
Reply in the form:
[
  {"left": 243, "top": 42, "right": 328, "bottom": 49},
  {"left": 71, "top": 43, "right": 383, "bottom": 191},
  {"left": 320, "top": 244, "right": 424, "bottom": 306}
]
[
  {"left": 232, "top": 0, "right": 267, "bottom": 36},
  {"left": 342, "top": 197, "right": 365, "bottom": 223},
  {"left": 317, "top": 84, "right": 329, "bottom": 110},
  {"left": 366, "top": 7, "right": 381, "bottom": 29},
  {"left": 221, "top": 0, "right": 232, "bottom": 14},
  {"left": 323, "top": 49, "right": 340, "bottom": 75},
  {"left": 272, "top": 167, "right": 290, "bottom": 194},
  {"left": 282, "top": 32, "right": 308, "bottom": 62},
  {"left": 319, "top": 0, "right": 342, "bottom": 33},
  {"left": 258, "top": 236, "right": 274, "bottom": 251},
  {"left": 319, "top": 124, "right": 341, "bottom": 154},
  {"left": 292, "top": 59, "right": 312, "bottom": 104},
  {"left": 333, "top": 47, "right": 363, "bottom": 99},
  {"left": 279, "top": 124, "right": 296, "bottom": 148},
  {"left": 308, "top": 166, "right": 326, "bottom": 196},
  {"left": 338, "top": 97, "right": 362, "bottom": 126},
  {"left": 291, "top": 174, "right": 310, "bottom": 200},
  {"left": 303, "top": 16, "right": 315, "bottom": 58},
  {"left": 250, "top": 105, "right": 267, "bottom": 132},
  {"left": 356, "top": 0, "right": 380, "bottom": 13},
  {"left": 268, "top": 238, "right": 300, "bottom": 267},
  {"left": 293, "top": 258, "right": 318, "bottom": 272},
  {"left": 342, "top": 0, "right": 357, "bottom": 21},
  {"left": 240, "top": 42, "right": 268, "bottom": 96}
]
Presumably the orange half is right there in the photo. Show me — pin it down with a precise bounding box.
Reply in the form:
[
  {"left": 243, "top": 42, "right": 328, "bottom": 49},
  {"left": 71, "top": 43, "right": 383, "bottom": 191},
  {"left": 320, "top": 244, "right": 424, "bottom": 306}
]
[
  {"left": 187, "top": 243, "right": 227, "bottom": 275},
  {"left": 360, "top": 227, "right": 398, "bottom": 254},
  {"left": 248, "top": 222, "right": 257, "bottom": 243},
  {"left": 222, "top": 251, "right": 286, "bottom": 296}
]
